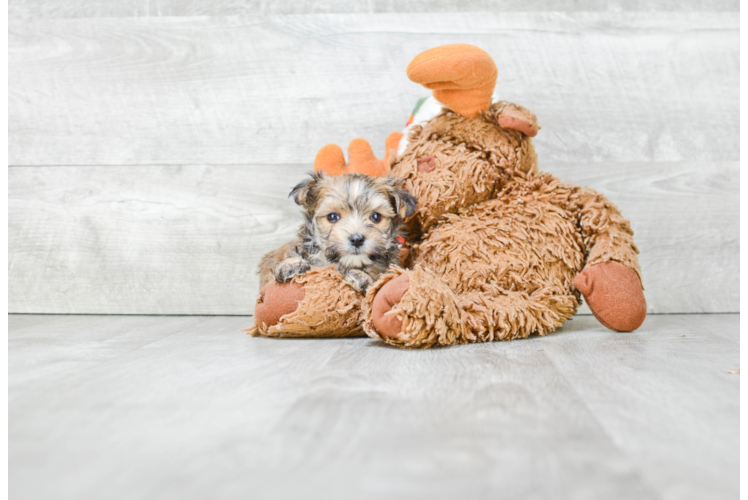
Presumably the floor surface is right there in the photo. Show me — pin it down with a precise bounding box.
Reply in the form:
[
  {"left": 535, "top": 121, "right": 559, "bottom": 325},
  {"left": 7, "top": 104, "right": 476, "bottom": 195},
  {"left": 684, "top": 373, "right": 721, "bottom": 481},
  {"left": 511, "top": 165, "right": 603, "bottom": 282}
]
[{"left": 9, "top": 313, "right": 739, "bottom": 500}]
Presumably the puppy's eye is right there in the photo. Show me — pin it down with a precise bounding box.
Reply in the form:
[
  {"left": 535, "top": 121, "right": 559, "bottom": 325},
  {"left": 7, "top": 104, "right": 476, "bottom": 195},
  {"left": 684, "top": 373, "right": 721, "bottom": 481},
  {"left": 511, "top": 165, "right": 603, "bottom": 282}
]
[
  {"left": 327, "top": 213, "right": 341, "bottom": 223},
  {"left": 370, "top": 212, "right": 382, "bottom": 223}
]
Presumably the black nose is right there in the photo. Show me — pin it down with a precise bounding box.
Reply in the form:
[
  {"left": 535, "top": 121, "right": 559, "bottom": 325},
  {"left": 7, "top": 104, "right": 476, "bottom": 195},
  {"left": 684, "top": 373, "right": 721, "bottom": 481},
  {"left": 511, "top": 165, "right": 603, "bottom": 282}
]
[{"left": 349, "top": 234, "right": 365, "bottom": 248}]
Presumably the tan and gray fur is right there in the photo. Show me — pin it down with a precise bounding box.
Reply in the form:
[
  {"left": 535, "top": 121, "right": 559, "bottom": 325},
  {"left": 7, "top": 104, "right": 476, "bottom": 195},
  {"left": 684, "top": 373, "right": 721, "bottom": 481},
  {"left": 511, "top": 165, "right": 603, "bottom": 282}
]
[{"left": 259, "top": 172, "right": 416, "bottom": 293}]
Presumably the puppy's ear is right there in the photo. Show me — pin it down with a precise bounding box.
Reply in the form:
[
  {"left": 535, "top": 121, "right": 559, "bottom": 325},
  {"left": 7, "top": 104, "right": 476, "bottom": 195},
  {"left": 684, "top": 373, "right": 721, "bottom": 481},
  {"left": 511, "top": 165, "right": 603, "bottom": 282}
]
[
  {"left": 393, "top": 189, "right": 417, "bottom": 218},
  {"left": 388, "top": 188, "right": 417, "bottom": 219},
  {"left": 384, "top": 175, "right": 417, "bottom": 219},
  {"left": 289, "top": 173, "right": 322, "bottom": 206}
]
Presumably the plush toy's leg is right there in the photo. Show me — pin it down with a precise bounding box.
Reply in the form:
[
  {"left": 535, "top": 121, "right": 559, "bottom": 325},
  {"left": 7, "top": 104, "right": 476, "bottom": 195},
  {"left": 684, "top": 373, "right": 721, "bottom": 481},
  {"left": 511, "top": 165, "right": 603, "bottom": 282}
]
[
  {"left": 455, "top": 288, "right": 579, "bottom": 342},
  {"left": 363, "top": 266, "right": 470, "bottom": 348},
  {"left": 363, "top": 266, "right": 579, "bottom": 348},
  {"left": 572, "top": 188, "right": 647, "bottom": 331},
  {"left": 245, "top": 266, "right": 365, "bottom": 338}
]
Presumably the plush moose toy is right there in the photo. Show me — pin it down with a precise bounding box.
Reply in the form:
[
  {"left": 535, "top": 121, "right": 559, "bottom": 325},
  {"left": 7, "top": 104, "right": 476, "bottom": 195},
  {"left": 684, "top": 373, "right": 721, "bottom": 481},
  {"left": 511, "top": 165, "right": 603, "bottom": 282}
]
[{"left": 247, "top": 44, "right": 646, "bottom": 348}]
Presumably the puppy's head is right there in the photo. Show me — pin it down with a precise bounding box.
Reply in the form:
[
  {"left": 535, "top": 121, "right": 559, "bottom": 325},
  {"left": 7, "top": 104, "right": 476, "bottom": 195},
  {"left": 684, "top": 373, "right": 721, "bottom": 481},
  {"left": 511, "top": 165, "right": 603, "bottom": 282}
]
[{"left": 290, "top": 172, "right": 417, "bottom": 268}]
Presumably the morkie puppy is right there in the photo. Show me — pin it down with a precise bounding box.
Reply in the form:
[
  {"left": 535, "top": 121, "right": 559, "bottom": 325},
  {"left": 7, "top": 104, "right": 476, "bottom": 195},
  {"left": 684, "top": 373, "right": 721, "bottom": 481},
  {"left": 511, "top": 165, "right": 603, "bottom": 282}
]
[{"left": 259, "top": 172, "right": 417, "bottom": 293}]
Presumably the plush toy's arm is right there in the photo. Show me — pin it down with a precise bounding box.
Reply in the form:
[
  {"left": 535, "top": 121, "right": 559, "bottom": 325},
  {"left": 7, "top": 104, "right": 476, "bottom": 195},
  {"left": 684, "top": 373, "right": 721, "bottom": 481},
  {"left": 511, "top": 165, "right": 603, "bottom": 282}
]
[
  {"left": 572, "top": 187, "right": 641, "bottom": 278},
  {"left": 247, "top": 266, "right": 365, "bottom": 338},
  {"left": 571, "top": 187, "right": 647, "bottom": 332}
]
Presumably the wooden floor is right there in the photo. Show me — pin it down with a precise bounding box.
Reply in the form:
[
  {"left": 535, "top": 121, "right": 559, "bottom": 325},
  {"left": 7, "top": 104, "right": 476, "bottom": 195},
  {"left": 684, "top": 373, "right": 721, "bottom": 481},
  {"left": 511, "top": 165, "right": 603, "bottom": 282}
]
[{"left": 9, "top": 313, "right": 738, "bottom": 500}]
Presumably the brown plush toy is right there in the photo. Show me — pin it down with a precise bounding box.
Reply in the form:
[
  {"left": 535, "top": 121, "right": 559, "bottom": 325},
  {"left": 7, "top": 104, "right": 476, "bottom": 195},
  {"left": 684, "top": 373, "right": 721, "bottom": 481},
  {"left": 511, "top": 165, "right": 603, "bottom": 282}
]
[{"left": 247, "top": 44, "right": 646, "bottom": 347}]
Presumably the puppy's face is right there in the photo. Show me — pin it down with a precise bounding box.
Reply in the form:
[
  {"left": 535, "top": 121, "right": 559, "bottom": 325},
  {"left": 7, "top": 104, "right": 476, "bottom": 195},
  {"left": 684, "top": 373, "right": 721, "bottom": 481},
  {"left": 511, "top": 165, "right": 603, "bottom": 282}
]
[{"left": 290, "top": 173, "right": 416, "bottom": 268}]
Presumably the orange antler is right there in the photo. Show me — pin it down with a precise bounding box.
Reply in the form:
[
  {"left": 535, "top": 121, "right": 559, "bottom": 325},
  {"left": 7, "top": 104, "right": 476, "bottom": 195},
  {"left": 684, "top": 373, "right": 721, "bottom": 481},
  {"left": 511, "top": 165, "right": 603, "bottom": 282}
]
[
  {"left": 407, "top": 44, "right": 497, "bottom": 118},
  {"left": 314, "top": 132, "right": 403, "bottom": 177}
]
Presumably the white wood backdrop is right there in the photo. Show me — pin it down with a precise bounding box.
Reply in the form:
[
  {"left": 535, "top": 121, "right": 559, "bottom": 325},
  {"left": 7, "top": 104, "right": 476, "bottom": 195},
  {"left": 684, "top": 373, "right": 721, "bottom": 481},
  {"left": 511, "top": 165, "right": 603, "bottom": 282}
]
[{"left": 9, "top": 4, "right": 739, "bottom": 314}]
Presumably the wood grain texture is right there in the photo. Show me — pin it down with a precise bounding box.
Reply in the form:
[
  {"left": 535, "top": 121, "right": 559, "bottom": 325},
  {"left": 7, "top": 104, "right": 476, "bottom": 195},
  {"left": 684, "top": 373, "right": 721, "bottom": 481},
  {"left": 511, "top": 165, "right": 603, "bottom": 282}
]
[
  {"left": 9, "top": 313, "right": 739, "bottom": 500},
  {"left": 9, "top": 13, "right": 738, "bottom": 166},
  {"left": 9, "top": 165, "right": 302, "bottom": 314},
  {"left": 8, "top": 11, "right": 739, "bottom": 314},
  {"left": 542, "top": 313, "right": 740, "bottom": 500},
  {"left": 9, "top": 0, "right": 740, "bottom": 19},
  {"left": 9, "top": 315, "right": 208, "bottom": 400},
  {"left": 8, "top": 313, "right": 64, "bottom": 331},
  {"left": 9, "top": 160, "right": 738, "bottom": 314}
]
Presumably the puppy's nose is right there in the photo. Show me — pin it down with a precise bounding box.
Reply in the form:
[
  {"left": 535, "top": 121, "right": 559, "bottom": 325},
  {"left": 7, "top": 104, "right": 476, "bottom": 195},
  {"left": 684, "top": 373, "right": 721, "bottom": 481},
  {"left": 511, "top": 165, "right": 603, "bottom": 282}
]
[{"left": 349, "top": 234, "right": 365, "bottom": 248}]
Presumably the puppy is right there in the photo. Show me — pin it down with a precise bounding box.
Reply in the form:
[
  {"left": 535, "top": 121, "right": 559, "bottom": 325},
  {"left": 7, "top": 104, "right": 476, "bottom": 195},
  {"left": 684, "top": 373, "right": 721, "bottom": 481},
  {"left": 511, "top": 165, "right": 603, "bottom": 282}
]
[{"left": 259, "top": 172, "right": 417, "bottom": 293}]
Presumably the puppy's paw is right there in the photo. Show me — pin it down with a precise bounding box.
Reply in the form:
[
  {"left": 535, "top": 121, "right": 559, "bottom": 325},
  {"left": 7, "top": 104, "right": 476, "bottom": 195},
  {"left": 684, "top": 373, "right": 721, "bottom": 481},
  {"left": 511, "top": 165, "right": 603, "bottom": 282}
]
[
  {"left": 341, "top": 268, "right": 375, "bottom": 293},
  {"left": 273, "top": 257, "right": 310, "bottom": 283}
]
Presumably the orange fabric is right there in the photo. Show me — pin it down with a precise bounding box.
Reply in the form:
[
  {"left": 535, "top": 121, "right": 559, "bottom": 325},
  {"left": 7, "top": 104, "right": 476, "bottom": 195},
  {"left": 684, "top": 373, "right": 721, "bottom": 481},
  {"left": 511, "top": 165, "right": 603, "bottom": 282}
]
[
  {"left": 313, "top": 144, "right": 347, "bottom": 176},
  {"left": 314, "top": 132, "right": 403, "bottom": 177},
  {"left": 384, "top": 131, "right": 403, "bottom": 165},
  {"left": 407, "top": 44, "right": 497, "bottom": 118}
]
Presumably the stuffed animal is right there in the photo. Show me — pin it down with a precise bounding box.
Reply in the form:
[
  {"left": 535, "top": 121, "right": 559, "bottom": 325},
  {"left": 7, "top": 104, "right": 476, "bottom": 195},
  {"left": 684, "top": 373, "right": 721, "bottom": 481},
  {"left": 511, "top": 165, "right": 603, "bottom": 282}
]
[{"left": 247, "top": 44, "right": 646, "bottom": 347}]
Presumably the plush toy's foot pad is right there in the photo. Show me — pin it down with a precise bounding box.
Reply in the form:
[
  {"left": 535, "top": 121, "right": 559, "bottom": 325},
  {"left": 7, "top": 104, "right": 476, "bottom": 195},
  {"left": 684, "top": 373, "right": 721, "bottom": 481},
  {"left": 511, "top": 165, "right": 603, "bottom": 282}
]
[
  {"left": 253, "top": 281, "right": 305, "bottom": 332},
  {"left": 363, "top": 266, "right": 468, "bottom": 348},
  {"left": 247, "top": 266, "right": 366, "bottom": 338},
  {"left": 573, "top": 262, "right": 647, "bottom": 332},
  {"left": 371, "top": 274, "right": 410, "bottom": 338}
]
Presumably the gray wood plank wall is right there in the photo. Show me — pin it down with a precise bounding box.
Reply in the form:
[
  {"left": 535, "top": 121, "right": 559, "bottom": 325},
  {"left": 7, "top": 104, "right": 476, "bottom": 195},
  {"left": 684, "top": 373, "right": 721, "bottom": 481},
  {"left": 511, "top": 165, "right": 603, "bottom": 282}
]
[
  {"left": 9, "top": 0, "right": 740, "bottom": 19},
  {"left": 9, "top": 6, "right": 739, "bottom": 315}
]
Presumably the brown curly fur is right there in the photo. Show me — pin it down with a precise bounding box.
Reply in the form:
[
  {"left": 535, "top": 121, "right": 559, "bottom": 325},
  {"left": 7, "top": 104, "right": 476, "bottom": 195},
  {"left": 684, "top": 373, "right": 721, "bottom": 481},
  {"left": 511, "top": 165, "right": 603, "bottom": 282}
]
[
  {"left": 394, "top": 103, "right": 538, "bottom": 237},
  {"left": 360, "top": 102, "right": 641, "bottom": 348}
]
